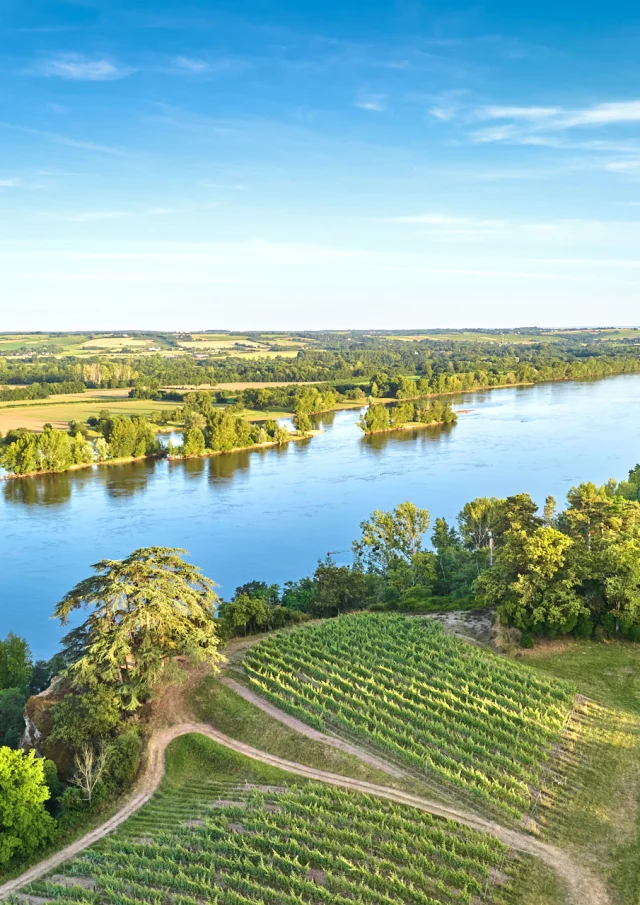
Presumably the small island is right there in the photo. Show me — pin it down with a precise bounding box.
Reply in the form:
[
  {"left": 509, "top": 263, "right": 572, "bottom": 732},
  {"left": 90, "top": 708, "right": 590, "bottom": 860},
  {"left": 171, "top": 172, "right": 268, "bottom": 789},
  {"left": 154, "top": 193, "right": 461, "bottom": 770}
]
[{"left": 358, "top": 398, "right": 458, "bottom": 434}]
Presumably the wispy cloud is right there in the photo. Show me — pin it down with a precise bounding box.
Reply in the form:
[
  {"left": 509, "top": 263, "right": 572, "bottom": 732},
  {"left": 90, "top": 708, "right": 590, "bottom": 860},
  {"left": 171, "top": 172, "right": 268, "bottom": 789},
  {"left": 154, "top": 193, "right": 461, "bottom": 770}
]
[
  {"left": 355, "top": 93, "right": 388, "bottom": 112},
  {"left": 37, "top": 210, "right": 129, "bottom": 223},
  {"left": 172, "top": 56, "right": 211, "bottom": 74},
  {"left": 0, "top": 122, "right": 129, "bottom": 157},
  {"left": 605, "top": 160, "right": 640, "bottom": 173},
  {"left": 36, "top": 54, "right": 134, "bottom": 81},
  {"left": 0, "top": 179, "right": 22, "bottom": 187}
]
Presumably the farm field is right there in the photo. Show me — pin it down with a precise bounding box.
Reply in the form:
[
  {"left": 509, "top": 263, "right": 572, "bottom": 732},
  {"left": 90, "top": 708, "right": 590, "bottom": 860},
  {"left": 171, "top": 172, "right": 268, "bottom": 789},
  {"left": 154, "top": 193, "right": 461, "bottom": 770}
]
[
  {"left": 244, "top": 614, "right": 576, "bottom": 821},
  {"left": 0, "top": 386, "right": 306, "bottom": 433},
  {"left": 10, "top": 734, "right": 515, "bottom": 905}
]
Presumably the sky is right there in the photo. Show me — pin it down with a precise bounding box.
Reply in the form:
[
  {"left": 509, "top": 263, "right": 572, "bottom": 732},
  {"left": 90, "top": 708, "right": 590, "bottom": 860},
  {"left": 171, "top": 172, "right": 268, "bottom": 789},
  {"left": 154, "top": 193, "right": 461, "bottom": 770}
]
[{"left": 2, "top": 0, "right": 640, "bottom": 330}]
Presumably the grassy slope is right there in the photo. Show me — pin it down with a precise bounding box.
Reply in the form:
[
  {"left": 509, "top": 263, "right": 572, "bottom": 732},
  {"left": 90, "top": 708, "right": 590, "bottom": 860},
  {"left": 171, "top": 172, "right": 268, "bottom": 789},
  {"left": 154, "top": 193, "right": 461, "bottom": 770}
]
[{"left": 516, "top": 640, "right": 640, "bottom": 905}]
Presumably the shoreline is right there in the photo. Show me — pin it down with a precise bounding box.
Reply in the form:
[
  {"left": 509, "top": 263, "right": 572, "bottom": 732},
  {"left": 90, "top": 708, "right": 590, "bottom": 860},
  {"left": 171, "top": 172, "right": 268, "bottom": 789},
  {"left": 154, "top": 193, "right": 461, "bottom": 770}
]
[
  {"left": 360, "top": 418, "right": 455, "bottom": 436},
  {"left": 0, "top": 431, "right": 320, "bottom": 482}
]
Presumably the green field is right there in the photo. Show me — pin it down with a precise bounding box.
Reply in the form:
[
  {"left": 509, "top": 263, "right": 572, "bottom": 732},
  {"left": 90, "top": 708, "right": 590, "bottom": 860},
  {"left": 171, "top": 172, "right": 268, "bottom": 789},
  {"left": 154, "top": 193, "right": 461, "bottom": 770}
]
[
  {"left": 12, "top": 734, "right": 514, "bottom": 905},
  {"left": 244, "top": 614, "right": 575, "bottom": 821}
]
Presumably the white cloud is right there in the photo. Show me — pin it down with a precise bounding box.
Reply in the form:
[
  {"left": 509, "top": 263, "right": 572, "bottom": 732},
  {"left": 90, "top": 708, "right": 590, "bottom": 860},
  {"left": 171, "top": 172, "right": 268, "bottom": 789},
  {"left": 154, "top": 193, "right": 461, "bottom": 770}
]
[
  {"left": 172, "top": 56, "right": 211, "bottom": 74},
  {"left": 38, "top": 55, "right": 134, "bottom": 81},
  {"left": 474, "top": 99, "right": 640, "bottom": 132},
  {"left": 605, "top": 160, "right": 640, "bottom": 173},
  {"left": 0, "top": 178, "right": 21, "bottom": 187},
  {"left": 480, "top": 106, "right": 561, "bottom": 120},
  {"left": 355, "top": 94, "right": 388, "bottom": 112}
]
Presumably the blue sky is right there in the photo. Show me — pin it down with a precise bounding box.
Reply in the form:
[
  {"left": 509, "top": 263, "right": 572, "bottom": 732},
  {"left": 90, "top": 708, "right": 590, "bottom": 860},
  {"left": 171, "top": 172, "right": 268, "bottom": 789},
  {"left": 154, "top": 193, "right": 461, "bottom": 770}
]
[{"left": 2, "top": 0, "right": 640, "bottom": 330}]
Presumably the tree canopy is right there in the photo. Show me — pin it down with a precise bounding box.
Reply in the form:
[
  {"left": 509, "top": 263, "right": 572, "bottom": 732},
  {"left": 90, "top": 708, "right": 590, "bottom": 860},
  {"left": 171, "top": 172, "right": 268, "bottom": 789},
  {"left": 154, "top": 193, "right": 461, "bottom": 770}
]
[
  {"left": 0, "top": 747, "right": 55, "bottom": 866},
  {"left": 54, "top": 547, "right": 223, "bottom": 710}
]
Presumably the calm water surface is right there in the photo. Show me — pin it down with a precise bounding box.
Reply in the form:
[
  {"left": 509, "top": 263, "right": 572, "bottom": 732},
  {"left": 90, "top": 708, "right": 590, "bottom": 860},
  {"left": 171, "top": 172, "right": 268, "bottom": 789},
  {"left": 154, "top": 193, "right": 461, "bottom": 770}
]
[{"left": 2, "top": 375, "right": 640, "bottom": 657}]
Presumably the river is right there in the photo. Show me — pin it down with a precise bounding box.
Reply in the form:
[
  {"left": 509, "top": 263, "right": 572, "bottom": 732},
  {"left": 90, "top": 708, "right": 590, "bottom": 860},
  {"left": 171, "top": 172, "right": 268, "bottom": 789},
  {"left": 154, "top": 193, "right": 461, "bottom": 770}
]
[{"left": 2, "top": 374, "right": 639, "bottom": 658}]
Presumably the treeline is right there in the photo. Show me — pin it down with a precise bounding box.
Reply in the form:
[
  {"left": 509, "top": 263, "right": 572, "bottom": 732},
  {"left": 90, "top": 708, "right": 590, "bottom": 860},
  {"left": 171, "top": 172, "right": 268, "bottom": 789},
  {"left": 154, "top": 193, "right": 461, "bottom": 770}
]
[
  {"left": 6, "top": 334, "right": 640, "bottom": 392},
  {"left": 358, "top": 399, "right": 457, "bottom": 433},
  {"left": 0, "top": 415, "right": 163, "bottom": 476},
  {"left": 216, "top": 464, "right": 640, "bottom": 643},
  {"left": 0, "top": 380, "right": 85, "bottom": 402}
]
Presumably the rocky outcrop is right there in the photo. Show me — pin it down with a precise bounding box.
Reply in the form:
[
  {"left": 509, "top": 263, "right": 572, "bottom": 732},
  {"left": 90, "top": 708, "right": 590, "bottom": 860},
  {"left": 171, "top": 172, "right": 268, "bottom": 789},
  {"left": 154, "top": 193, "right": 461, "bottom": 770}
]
[{"left": 23, "top": 676, "right": 74, "bottom": 778}]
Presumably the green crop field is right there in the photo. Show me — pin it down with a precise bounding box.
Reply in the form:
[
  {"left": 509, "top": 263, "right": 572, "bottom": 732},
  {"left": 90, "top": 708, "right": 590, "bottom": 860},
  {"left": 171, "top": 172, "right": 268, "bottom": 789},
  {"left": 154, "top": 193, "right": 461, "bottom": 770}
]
[
  {"left": 12, "top": 734, "right": 514, "bottom": 905},
  {"left": 244, "top": 614, "right": 576, "bottom": 821}
]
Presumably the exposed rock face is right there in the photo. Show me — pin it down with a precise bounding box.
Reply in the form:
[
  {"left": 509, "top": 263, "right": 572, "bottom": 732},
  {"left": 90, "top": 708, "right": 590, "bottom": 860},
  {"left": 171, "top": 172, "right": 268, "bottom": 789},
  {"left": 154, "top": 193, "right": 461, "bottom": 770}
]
[{"left": 23, "top": 676, "right": 74, "bottom": 778}]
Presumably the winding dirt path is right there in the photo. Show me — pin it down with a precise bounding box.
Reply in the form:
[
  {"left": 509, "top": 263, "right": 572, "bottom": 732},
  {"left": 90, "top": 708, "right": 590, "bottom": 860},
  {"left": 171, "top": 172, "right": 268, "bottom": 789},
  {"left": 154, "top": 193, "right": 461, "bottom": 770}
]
[
  {"left": 0, "top": 720, "right": 608, "bottom": 905},
  {"left": 221, "top": 677, "right": 408, "bottom": 779}
]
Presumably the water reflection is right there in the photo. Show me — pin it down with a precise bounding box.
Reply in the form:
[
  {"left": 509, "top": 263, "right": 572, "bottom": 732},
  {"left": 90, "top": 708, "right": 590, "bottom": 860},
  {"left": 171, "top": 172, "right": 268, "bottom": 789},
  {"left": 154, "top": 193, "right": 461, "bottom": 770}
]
[
  {"left": 361, "top": 422, "right": 456, "bottom": 454},
  {"left": 2, "top": 470, "right": 74, "bottom": 507},
  {"left": 97, "top": 459, "right": 158, "bottom": 499}
]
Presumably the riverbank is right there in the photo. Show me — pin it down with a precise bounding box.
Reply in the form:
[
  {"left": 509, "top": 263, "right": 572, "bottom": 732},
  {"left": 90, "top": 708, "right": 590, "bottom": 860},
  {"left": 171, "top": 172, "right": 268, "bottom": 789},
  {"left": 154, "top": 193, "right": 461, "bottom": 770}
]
[
  {"left": 0, "top": 431, "right": 319, "bottom": 481},
  {"left": 361, "top": 418, "right": 454, "bottom": 435}
]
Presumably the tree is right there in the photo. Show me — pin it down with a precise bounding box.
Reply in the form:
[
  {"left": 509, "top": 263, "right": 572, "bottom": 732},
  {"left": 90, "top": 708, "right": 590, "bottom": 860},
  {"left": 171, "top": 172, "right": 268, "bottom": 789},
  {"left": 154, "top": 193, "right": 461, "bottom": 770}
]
[
  {"left": 293, "top": 412, "right": 313, "bottom": 435},
  {"left": 0, "top": 747, "right": 56, "bottom": 865},
  {"left": 233, "top": 581, "right": 280, "bottom": 605},
  {"left": 475, "top": 527, "right": 584, "bottom": 634},
  {"left": 357, "top": 403, "right": 390, "bottom": 433},
  {"left": 543, "top": 495, "right": 557, "bottom": 527},
  {"left": 457, "top": 497, "right": 503, "bottom": 550},
  {"left": 51, "top": 687, "right": 122, "bottom": 751},
  {"left": 182, "top": 427, "right": 206, "bottom": 457},
  {"left": 53, "top": 547, "right": 223, "bottom": 710},
  {"left": 311, "top": 559, "right": 374, "bottom": 617},
  {"left": 0, "top": 633, "right": 33, "bottom": 692},
  {"left": 353, "top": 501, "right": 431, "bottom": 580},
  {"left": 70, "top": 744, "right": 110, "bottom": 806},
  {"left": 218, "top": 594, "right": 272, "bottom": 637},
  {"left": 0, "top": 688, "right": 28, "bottom": 748}
]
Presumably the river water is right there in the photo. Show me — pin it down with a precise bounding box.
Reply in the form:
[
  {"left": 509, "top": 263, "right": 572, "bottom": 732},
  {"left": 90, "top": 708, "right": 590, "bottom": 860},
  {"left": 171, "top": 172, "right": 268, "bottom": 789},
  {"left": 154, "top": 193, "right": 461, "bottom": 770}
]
[{"left": 2, "top": 374, "right": 640, "bottom": 658}]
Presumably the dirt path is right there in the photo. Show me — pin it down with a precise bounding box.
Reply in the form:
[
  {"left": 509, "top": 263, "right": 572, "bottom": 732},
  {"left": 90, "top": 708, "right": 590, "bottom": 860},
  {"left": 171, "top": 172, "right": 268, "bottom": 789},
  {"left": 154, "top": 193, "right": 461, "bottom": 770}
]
[
  {"left": 221, "top": 677, "right": 408, "bottom": 779},
  {"left": 0, "top": 721, "right": 608, "bottom": 905}
]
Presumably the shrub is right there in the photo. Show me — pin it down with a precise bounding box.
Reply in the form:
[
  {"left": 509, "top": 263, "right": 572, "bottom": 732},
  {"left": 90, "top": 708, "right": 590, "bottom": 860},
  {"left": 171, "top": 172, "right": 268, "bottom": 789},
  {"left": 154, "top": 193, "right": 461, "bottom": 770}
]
[
  {"left": 106, "top": 728, "right": 142, "bottom": 792},
  {"left": 519, "top": 633, "right": 535, "bottom": 649}
]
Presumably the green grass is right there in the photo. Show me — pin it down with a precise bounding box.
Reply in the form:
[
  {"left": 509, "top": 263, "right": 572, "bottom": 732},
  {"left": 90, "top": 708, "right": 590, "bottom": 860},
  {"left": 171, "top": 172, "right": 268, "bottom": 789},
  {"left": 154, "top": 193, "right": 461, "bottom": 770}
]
[
  {"left": 244, "top": 613, "right": 575, "bottom": 822},
  {"left": 12, "top": 735, "right": 514, "bottom": 905},
  {"left": 191, "top": 677, "right": 405, "bottom": 788},
  {"left": 519, "top": 639, "right": 640, "bottom": 905},
  {"left": 520, "top": 639, "right": 640, "bottom": 715}
]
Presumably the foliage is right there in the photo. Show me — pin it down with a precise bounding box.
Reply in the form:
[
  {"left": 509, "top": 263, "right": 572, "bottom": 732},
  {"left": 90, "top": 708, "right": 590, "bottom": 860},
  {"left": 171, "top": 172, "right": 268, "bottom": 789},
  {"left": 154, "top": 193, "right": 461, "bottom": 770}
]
[
  {"left": 0, "top": 747, "right": 56, "bottom": 865},
  {"left": 50, "top": 687, "right": 123, "bottom": 751},
  {"left": 358, "top": 398, "right": 457, "bottom": 433},
  {"left": 0, "top": 633, "right": 33, "bottom": 693},
  {"left": 0, "top": 688, "right": 28, "bottom": 748},
  {"left": 53, "top": 547, "right": 222, "bottom": 711}
]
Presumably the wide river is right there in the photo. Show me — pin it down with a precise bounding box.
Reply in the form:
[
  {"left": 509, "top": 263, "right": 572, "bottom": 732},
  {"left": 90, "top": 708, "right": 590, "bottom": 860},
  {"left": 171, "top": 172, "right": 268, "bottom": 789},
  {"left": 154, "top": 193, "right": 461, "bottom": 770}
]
[{"left": 2, "top": 374, "right": 640, "bottom": 658}]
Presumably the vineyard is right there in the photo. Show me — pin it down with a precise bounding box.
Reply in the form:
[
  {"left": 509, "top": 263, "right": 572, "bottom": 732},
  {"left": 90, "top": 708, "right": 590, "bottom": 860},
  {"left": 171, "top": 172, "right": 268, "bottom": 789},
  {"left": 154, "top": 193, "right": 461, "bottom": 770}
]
[
  {"left": 244, "top": 614, "right": 576, "bottom": 821},
  {"left": 11, "top": 735, "right": 514, "bottom": 905}
]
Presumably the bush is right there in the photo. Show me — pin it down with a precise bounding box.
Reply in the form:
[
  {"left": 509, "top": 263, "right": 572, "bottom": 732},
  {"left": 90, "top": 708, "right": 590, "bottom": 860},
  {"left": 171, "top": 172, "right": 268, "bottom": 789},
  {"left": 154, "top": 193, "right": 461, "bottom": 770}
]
[
  {"left": 105, "top": 728, "right": 142, "bottom": 792},
  {"left": 572, "top": 612, "right": 595, "bottom": 639},
  {"left": 519, "top": 632, "right": 535, "bottom": 649},
  {"left": 594, "top": 625, "right": 608, "bottom": 643}
]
